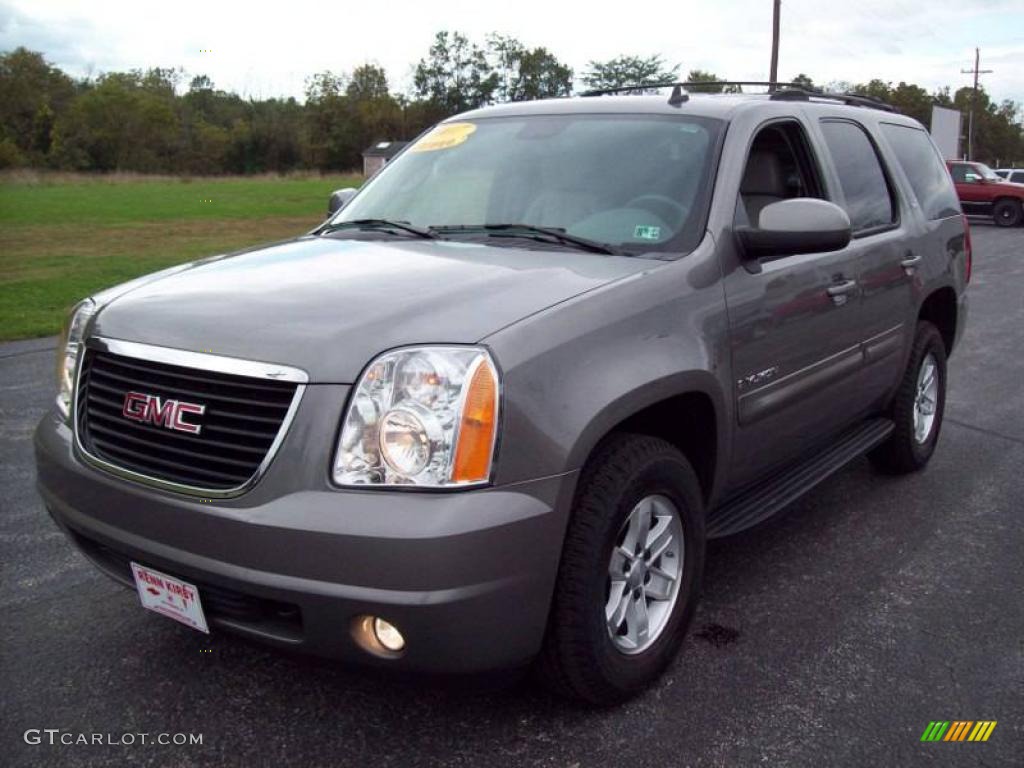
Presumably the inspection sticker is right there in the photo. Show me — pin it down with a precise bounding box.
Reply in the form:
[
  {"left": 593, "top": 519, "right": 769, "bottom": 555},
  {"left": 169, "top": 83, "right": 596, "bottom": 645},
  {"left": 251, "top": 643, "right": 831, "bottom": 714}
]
[
  {"left": 633, "top": 225, "right": 662, "bottom": 241},
  {"left": 411, "top": 122, "right": 476, "bottom": 152},
  {"left": 131, "top": 562, "right": 209, "bottom": 633}
]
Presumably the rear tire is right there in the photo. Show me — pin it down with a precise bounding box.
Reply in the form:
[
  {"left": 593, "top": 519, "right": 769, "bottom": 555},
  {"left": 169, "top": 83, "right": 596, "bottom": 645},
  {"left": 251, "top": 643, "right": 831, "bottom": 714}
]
[
  {"left": 869, "top": 321, "right": 947, "bottom": 474},
  {"left": 537, "top": 434, "right": 705, "bottom": 704},
  {"left": 993, "top": 198, "right": 1022, "bottom": 227}
]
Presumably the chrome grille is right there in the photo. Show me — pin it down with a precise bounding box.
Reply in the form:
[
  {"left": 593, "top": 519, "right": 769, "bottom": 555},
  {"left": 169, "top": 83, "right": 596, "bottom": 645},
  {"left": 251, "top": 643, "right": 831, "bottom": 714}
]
[{"left": 75, "top": 345, "right": 303, "bottom": 494}]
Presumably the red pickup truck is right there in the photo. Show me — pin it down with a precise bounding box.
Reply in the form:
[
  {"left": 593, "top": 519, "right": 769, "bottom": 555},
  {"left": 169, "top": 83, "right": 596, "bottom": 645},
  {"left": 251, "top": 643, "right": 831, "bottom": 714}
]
[{"left": 947, "top": 160, "right": 1024, "bottom": 227}]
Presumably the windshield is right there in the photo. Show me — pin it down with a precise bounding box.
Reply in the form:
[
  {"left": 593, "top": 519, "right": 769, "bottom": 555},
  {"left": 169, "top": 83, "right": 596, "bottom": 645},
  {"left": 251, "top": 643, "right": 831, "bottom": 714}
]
[
  {"left": 974, "top": 163, "right": 1001, "bottom": 181},
  {"left": 329, "top": 114, "right": 724, "bottom": 255}
]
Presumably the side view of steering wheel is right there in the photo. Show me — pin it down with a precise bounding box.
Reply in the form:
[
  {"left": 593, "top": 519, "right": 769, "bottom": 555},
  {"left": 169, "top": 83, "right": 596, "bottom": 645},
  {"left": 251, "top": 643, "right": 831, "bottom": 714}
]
[{"left": 625, "top": 195, "right": 688, "bottom": 226}]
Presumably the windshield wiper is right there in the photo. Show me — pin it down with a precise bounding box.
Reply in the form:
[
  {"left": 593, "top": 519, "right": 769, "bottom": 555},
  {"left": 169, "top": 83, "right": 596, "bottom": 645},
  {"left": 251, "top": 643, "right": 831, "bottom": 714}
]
[
  {"left": 433, "top": 224, "right": 623, "bottom": 255},
  {"left": 321, "top": 218, "right": 438, "bottom": 239}
]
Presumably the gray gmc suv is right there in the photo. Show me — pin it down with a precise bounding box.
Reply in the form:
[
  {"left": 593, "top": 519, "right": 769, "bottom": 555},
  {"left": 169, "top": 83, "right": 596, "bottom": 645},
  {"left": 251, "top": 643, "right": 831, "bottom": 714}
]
[{"left": 34, "top": 86, "right": 969, "bottom": 704}]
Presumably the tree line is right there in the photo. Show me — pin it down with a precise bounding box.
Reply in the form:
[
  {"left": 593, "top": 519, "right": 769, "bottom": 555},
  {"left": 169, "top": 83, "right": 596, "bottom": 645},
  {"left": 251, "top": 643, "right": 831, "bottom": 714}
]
[{"left": 1, "top": 33, "right": 1021, "bottom": 174}]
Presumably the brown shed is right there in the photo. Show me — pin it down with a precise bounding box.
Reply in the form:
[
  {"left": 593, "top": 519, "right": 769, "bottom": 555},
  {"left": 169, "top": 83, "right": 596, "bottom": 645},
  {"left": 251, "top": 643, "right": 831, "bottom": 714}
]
[{"left": 361, "top": 141, "right": 409, "bottom": 176}]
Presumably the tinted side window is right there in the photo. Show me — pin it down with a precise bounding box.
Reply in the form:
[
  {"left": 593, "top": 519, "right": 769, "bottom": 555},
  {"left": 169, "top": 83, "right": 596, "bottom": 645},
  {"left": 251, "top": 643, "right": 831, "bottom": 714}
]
[
  {"left": 881, "top": 124, "right": 961, "bottom": 220},
  {"left": 820, "top": 120, "right": 895, "bottom": 232},
  {"left": 949, "top": 163, "right": 969, "bottom": 183},
  {"left": 1011, "top": 171, "right": 1024, "bottom": 184}
]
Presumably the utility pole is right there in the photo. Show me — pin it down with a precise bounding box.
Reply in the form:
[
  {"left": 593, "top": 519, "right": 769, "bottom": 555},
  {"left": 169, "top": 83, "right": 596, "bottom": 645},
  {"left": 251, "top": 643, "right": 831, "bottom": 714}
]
[
  {"left": 960, "top": 48, "right": 992, "bottom": 161},
  {"left": 769, "top": 0, "right": 781, "bottom": 91}
]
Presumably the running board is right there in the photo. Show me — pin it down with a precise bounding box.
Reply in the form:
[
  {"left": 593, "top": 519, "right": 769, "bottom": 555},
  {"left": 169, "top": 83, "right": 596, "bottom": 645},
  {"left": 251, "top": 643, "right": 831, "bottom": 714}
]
[{"left": 706, "top": 418, "right": 894, "bottom": 539}]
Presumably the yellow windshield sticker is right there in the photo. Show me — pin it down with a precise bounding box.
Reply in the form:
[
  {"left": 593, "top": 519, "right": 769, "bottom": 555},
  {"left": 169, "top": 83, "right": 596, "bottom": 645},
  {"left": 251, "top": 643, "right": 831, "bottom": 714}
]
[{"left": 411, "top": 122, "right": 477, "bottom": 152}]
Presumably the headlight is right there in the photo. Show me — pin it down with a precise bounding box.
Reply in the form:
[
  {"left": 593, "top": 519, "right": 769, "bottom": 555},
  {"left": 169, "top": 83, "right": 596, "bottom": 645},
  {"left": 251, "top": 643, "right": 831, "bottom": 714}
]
[
  {"left": 333, "top": 346, "right": 500, "bottom": 487},
  {"left": 55, "top": 298, "right": 96, "bottom": 421}
]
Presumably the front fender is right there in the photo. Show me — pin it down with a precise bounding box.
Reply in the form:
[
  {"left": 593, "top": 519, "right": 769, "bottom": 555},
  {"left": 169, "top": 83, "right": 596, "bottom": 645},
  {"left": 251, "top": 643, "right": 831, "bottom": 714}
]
[
  {"left": 561, "top": 368, "right": 727, "bottom": 474},
  {"left": 483, "top": 238, "right": 733, "bottom": 503}
]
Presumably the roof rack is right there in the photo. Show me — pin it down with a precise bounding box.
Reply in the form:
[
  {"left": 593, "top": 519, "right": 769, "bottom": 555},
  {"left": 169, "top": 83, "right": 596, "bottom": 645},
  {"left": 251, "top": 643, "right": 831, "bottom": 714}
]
[
  {"left": 580, "top": 80, "right": 794, "bottom": 97},
  {"left": 769, "top": 87, "right": 898, "bottom": 112},
  {"left": 580, "top": 81, "right": 898, "bottom": 113}
]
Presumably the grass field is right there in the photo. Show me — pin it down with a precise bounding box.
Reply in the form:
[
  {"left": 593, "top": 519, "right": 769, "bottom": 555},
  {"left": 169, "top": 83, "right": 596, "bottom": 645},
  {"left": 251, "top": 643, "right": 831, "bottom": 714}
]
[{"left": 0, "top": 172, "right": 363, "bottom": 341}]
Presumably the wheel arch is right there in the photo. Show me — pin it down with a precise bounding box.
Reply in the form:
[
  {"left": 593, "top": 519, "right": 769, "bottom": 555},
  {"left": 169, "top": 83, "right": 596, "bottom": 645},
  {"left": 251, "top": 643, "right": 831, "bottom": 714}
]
[
  {"left": 993, "top": 195, "right": 1024, "bottom": 207},
  {"left": 565, "top": 373, "right": 727, "bottom": 508},
  {"left": 918, "top": 286, "right": 958, "bottom": 357}
]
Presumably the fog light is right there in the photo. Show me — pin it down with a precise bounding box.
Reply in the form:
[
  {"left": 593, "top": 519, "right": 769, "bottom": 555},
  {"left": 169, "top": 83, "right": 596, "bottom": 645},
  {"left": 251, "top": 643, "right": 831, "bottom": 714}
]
[
  {"left": 351, "top": 614, "right": 406, "bottom": 657},
  {"left": 373, "top": 617, "right": 405, "bottom": 652}
]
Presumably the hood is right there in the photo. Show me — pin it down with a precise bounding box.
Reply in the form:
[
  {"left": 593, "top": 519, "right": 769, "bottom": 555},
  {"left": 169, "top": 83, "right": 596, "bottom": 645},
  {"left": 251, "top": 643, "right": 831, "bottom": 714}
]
[{"left": 91, "top": 235, "right": 653, "bottom": 382}]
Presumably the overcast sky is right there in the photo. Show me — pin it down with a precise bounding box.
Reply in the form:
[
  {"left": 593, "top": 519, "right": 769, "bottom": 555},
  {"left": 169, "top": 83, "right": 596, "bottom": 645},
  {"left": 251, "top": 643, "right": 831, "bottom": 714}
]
[{"left": 2, "top": 0, "right": 1022, "bottom": 107}]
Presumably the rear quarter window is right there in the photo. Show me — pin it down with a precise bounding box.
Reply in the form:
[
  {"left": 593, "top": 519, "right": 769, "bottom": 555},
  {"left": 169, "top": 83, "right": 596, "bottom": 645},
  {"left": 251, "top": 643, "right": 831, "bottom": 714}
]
[
  {"left": 819, "top": 120, "right": 896, "bottom": 232},
  {"left": 881, "top": 124, "right": 961, "bottom": 220}
]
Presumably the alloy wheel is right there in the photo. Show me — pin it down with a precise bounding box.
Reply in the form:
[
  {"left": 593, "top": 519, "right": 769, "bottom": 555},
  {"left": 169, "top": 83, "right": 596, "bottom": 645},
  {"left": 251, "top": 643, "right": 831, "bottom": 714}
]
[
  {"left": 605, "top": 494, "right": 684, "bottom": 654},
  {"left": 913, "top": 352, "right": 939, "bottom": 444}
]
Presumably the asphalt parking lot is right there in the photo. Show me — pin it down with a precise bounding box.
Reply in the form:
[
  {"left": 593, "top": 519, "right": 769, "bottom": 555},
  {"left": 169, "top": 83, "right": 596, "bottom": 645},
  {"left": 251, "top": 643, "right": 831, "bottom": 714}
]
[{"left": 1, "top": 223, "right": 1022, "bottom": 767}]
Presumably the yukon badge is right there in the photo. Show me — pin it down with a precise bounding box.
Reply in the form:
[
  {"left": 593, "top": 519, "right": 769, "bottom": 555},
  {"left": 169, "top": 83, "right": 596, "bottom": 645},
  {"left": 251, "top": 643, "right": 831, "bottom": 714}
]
[
  {"left": 122, "top": 391, "right": 206, "bottom": 435},
  {"left": 738, "top": 366, "right": 779, "bottom": 390}
]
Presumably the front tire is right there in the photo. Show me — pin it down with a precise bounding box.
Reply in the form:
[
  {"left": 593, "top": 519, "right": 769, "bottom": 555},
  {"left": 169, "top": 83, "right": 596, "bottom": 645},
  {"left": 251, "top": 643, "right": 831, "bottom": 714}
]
[
  {"left": 993, "top": 198, "right": 1022, "bottom": 227},
  {"left": 537, "top": 434, "right": 705, "bottom": 704},
  {"left": 870, "top": 321, "right": 947, "bottom": 474}
]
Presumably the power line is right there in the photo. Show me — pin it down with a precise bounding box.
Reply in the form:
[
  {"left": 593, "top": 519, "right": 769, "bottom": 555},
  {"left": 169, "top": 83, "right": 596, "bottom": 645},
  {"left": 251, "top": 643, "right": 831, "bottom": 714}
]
[
  {"left": 769, "top": 0, "right": 781, "bottom": 92},
  {"left": 960, "top": 48, "right": 992, "bottom": 161}
]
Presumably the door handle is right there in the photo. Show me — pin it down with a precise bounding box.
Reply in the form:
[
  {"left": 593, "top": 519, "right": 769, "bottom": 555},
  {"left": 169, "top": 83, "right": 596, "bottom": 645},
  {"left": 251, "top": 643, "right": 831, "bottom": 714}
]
[
  {"left": 901, "top": 252, "right": 922, "bottom": 273},
  {"left": 827, "top": 279, "right": 857, "bottom": 306}
]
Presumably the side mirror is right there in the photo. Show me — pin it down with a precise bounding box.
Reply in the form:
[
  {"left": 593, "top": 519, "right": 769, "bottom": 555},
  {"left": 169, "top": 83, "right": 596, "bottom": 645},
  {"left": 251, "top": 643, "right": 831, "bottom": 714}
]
[
  {"left": 964, "top": 173, "right": 982, "bottom": 183},
  {"left": 737, "top": 198, "right": 851, "bottom": 261},
  {"left": 327, "top": 187, "right": 358, "bottom": 217}
]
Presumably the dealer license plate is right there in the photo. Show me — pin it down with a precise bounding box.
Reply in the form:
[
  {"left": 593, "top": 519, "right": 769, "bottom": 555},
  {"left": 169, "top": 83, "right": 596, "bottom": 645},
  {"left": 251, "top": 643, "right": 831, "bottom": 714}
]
[{"left": 130, "top": 562, "right": 209, "bottom": 633}]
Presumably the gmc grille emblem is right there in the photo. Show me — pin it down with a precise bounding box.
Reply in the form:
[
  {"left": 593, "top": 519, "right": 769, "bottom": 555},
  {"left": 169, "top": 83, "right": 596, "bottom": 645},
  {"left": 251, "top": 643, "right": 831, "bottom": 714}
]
[{"left": 122, "top": 391, "right": 206, "bottom": 434}]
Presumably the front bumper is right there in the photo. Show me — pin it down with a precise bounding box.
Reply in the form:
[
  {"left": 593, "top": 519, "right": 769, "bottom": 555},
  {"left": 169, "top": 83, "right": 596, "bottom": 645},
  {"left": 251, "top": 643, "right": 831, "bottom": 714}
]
[{"left": 35, "top": 410, "right": 576, "bottom": 674}]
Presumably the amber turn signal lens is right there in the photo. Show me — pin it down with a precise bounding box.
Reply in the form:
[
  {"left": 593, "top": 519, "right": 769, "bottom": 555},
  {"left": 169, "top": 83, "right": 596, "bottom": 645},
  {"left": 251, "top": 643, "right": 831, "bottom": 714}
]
[{"left": 451, "top": 358, "right": 498, "bottom": 483}]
